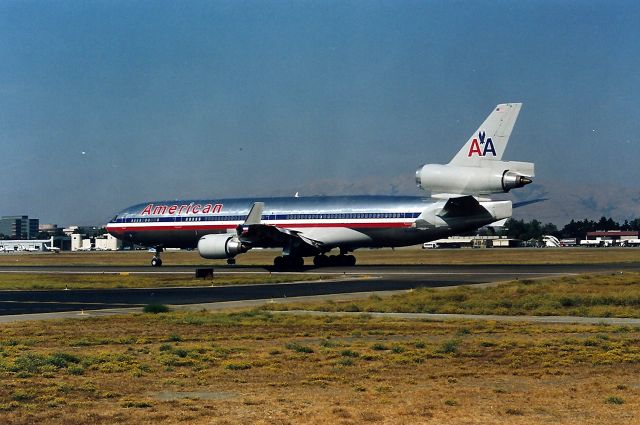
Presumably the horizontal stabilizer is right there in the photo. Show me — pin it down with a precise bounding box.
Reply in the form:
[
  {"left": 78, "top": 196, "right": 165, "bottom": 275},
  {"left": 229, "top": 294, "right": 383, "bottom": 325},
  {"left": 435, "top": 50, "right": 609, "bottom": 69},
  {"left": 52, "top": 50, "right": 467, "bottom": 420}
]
[
  {"left": 487, "top": 218, "right": 508, "bottom": 228},
  {"left": 513, "top": 198, "right": 547, "bottom": 209}
]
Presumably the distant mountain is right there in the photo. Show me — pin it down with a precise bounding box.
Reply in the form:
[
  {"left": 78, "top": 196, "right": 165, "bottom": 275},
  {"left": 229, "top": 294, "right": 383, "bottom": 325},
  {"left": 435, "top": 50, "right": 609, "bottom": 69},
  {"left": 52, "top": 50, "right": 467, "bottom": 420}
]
[{"left": 275, "top": 176, "right": 640, "bottom": 226}]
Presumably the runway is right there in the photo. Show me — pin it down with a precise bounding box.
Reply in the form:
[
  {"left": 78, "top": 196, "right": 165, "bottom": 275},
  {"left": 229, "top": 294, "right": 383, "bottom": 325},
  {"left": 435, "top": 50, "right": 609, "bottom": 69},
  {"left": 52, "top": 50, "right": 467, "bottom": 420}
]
[{"left": 0, "top": 263, "right": 638, "bottom": 316}]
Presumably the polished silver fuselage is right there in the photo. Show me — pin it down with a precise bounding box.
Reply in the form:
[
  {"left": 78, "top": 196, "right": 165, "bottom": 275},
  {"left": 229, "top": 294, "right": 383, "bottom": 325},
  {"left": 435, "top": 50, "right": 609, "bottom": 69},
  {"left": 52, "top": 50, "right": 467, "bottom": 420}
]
[{"left": 105, "top": 195, "right": 499, "bottom": 253}]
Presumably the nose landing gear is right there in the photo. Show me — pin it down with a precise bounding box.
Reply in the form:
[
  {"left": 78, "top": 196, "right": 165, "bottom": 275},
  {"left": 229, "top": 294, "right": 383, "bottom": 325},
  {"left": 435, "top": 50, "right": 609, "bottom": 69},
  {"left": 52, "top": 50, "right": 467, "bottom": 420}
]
[{"left": 151, "top": 247, "right": 163, "bottom": 267}]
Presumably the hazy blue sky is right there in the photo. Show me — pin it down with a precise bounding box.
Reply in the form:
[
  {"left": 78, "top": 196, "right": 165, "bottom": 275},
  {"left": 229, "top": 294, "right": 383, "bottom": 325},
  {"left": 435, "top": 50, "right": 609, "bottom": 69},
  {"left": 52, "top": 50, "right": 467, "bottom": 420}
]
[{"left": 1, "top": 0, "right": 639, "bottom": 225}]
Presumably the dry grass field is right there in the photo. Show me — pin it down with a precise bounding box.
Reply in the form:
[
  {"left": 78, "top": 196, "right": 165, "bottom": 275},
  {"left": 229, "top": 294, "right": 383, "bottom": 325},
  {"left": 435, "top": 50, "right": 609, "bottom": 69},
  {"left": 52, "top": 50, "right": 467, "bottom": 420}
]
[
  {"left": 1, "top": 248, "right": 639, "bottom": 423},
  {"left": 0, "top": 273, "right": 331, "bottom": 290},
  {"left": 0, "top": 311, "right": 639, "bottom": 425},
  {"left": 0, "top": 247, "right": 638, "bottom": 267},
  {"left": 268, "top": 272, "right": 640, "bottom": 318}
]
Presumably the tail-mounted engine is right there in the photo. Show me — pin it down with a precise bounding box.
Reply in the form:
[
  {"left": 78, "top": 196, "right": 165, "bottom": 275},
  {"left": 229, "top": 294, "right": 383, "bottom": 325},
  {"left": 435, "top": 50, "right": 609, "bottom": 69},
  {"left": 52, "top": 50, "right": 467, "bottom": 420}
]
[{"left": 415, "top": 160, "right": 534, "bottom": 197}]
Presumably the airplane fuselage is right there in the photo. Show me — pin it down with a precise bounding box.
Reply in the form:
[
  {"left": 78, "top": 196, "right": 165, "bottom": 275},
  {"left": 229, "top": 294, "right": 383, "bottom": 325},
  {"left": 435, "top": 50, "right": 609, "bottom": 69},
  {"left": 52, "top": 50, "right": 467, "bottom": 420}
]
[
  {"left": 106, "top": 195, "right": 498, "bottom": 252},
  {"left": 104, "top": 103, "right": 532, "bottom": 267}
]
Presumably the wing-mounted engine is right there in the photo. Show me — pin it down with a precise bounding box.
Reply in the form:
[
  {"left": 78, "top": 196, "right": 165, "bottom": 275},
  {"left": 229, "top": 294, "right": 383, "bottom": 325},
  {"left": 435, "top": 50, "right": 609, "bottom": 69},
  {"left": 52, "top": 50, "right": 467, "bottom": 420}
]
[
  {"left": 197, "top": 234, "right": 247, "bottom": 259},
  {"left": 415, "top": 160, "right": 534, "bottom": 197}
]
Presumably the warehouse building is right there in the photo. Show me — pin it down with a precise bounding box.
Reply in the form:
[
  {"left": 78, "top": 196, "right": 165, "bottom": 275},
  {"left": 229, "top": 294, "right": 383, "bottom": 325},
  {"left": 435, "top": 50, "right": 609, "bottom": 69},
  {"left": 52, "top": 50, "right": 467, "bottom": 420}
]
[
  {"left": 0, "top": 237, "right": 55, "bottom": 252},
  {"left": 585, "top": 230, "right": 639, "bottom": 246}
]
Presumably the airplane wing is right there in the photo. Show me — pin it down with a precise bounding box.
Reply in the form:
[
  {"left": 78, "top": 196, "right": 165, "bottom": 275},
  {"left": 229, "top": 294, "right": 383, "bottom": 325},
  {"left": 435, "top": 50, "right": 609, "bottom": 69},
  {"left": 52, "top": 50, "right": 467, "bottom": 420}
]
[{"left": 236, "top": 202, "right": 324, "bottom": 251}]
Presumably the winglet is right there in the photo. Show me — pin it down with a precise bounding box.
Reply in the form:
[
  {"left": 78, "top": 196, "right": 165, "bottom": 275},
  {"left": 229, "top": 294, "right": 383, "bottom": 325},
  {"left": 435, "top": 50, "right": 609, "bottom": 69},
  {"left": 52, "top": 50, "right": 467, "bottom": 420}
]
[{"left": 243, "top": 202, "right": 265, "bottom": 225}]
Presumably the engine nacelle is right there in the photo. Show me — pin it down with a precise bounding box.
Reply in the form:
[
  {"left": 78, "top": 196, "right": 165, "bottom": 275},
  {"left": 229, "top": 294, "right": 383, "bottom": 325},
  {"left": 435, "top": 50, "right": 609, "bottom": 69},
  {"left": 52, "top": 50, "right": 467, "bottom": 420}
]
[
  {"left": 197, "top": 234, "right": 247, "bottom": 259},
  {"left": 415, "top": 161, "right": 534, "bottom": 196}
]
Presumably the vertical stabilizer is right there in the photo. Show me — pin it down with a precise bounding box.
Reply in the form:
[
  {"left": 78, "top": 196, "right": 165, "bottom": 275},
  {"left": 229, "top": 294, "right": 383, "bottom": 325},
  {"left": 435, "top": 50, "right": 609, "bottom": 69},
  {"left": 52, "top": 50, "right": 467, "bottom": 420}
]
[{"left": 449, "top": 103, "right": 522, "bottom": 165}]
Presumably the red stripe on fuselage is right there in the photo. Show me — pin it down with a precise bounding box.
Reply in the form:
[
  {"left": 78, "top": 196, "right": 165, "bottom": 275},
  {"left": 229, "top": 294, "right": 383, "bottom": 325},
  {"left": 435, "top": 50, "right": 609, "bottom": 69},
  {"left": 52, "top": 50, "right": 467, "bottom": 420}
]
[{"left": 106, "top": 221, "right": 413, "bottom": 234}]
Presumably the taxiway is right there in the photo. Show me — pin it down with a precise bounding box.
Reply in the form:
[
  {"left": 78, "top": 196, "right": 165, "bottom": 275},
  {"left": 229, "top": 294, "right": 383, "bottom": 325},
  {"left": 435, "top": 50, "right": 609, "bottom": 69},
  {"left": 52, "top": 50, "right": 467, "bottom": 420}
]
[{"left": 1, "top": 263, "right": 639, "bottom": 316}]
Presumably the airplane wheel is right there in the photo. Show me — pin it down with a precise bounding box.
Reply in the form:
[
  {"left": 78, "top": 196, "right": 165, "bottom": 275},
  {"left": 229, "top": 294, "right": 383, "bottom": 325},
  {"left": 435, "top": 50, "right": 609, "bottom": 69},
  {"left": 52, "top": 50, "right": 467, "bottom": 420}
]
[
  {"left": 151, "top": 258, "right": 162, "bottom": 267},
  {"left": 275, "top": 256, "right": 303, "bottom": 268},
  {"left": 345, "top": 255, "right": 356, "bottom": 266},
  {"left": 313, "top": 255, "right": 328, "bottom": 267},
  {"left": 227, "top": 258, "right": 236, "bottom": 265}
]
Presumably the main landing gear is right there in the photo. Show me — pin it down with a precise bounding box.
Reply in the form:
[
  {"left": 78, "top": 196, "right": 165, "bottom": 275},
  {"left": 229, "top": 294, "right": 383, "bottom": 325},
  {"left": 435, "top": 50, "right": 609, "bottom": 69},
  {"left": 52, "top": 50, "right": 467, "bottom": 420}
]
[
  {"left": 151, "top": 247, "right": 163, "bottom": 267},
  {"left": 313, "top": 254, "right": 356, "bottom": 267},
  {"left": 273, "top": 255, "right": 304, "bottom": 269}
]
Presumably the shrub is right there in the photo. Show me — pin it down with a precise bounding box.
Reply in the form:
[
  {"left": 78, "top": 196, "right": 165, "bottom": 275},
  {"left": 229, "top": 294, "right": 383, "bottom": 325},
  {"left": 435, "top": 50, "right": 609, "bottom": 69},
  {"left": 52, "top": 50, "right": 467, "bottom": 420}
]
[
  {"left": 371, "top": 343, "right": 389, "bottom": 351},
  {"left": 438, "top": 340, "right": 460, "bottom": 355},
  {"left": 12, "top": 391, "right": 35, "bottom": 402},
  {"left": 337, "top": 358, "right": 354, "bottom": 366},
  {"left": 391, "top": 345, "right": 405, "bottom": 354},
  {"left": 121, "top": 400, "right": 152, "bottom": 408},
  {"left": 225, "top": 362, "right": 251, "bottom": 370},
  {"left": 605, "top": 396, "right": 624, "bottom": 405},
  {"left": 340, "top": 349, "right": 360, "bottom": 358},
  {"left": 12, "top": 354, "right": 48, "bottom": 373},
  {"left": 68, "top": 365, "right": 85, "bottom": 375},
  {"left": 48, "top": 352, "right": 81, "bottom": 368},
  {"left": 173, "top": 348, "right": 189, "bottom": 358},
  {"left": 143, "top": 304, "right": 170, "bottom": 313},
  {"left": 285, "top": 342, "right": 314, "bottom": 353}
]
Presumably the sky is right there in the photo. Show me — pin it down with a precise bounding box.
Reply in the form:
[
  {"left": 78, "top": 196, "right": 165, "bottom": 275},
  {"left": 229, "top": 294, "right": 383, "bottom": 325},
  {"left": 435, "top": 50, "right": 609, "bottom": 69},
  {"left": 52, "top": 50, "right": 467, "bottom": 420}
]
[{"left": 1, "top": 0, "right": 639, "bottom": 225}]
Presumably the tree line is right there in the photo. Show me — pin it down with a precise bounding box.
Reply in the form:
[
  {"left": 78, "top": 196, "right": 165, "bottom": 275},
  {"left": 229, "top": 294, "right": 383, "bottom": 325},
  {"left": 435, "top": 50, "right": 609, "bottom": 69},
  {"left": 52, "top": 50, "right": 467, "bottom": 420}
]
[{"left": 502, "top": 217, "right": 640, "bottom": 241}]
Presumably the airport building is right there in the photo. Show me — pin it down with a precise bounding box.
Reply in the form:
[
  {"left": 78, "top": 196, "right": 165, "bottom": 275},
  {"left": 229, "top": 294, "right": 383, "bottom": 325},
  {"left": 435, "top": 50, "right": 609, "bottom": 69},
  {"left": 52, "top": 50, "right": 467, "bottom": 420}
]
[
  {"left": 0, "top": 216, "right": 39, "bottom": 239},
  {"left": 583, "top": 230, "right": 640, "bottom": 246},
  {"left": 0, "top": 237, "right": 55, "bottom": 252},
  {"left": 423, "top": 235, "right": 521, "bottom": 249},
  {"left": 71, "top": 233, "right": 122, "bottom": 251}
]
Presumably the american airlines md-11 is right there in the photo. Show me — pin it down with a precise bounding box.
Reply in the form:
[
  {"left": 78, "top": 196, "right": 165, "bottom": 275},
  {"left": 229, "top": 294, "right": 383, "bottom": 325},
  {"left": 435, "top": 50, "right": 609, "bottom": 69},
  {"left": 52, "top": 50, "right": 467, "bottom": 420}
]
[{"left": 106, "top": 103, "right": 536, "bottom": 268}]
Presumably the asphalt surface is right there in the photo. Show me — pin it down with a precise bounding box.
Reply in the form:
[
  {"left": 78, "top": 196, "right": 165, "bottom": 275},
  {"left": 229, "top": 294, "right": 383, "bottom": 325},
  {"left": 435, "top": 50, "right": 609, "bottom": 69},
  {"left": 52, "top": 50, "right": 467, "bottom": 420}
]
[{"left": 0, "top": 263, "right": 638, "bottom": 316}]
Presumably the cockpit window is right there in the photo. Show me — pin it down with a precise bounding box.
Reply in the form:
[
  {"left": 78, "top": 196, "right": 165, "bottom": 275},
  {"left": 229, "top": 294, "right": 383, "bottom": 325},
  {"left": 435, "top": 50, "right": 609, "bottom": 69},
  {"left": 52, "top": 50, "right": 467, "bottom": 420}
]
[{"left": 110, "top": 215, "right": 118, "bottom": 223}]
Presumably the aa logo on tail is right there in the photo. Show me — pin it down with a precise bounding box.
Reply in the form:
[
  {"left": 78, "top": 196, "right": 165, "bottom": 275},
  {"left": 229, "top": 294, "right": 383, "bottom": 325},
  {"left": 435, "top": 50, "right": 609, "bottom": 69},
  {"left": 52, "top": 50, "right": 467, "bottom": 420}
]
[{"left": 468, "top": 131, "right": 496, "bottom": 157}]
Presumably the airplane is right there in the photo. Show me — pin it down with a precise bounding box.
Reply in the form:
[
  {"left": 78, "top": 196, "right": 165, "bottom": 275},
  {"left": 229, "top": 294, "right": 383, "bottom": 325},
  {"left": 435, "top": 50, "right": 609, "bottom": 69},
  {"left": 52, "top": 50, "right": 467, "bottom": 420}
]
[{"left": 105, "top": 103, "right": 535, "bottom": 268}]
